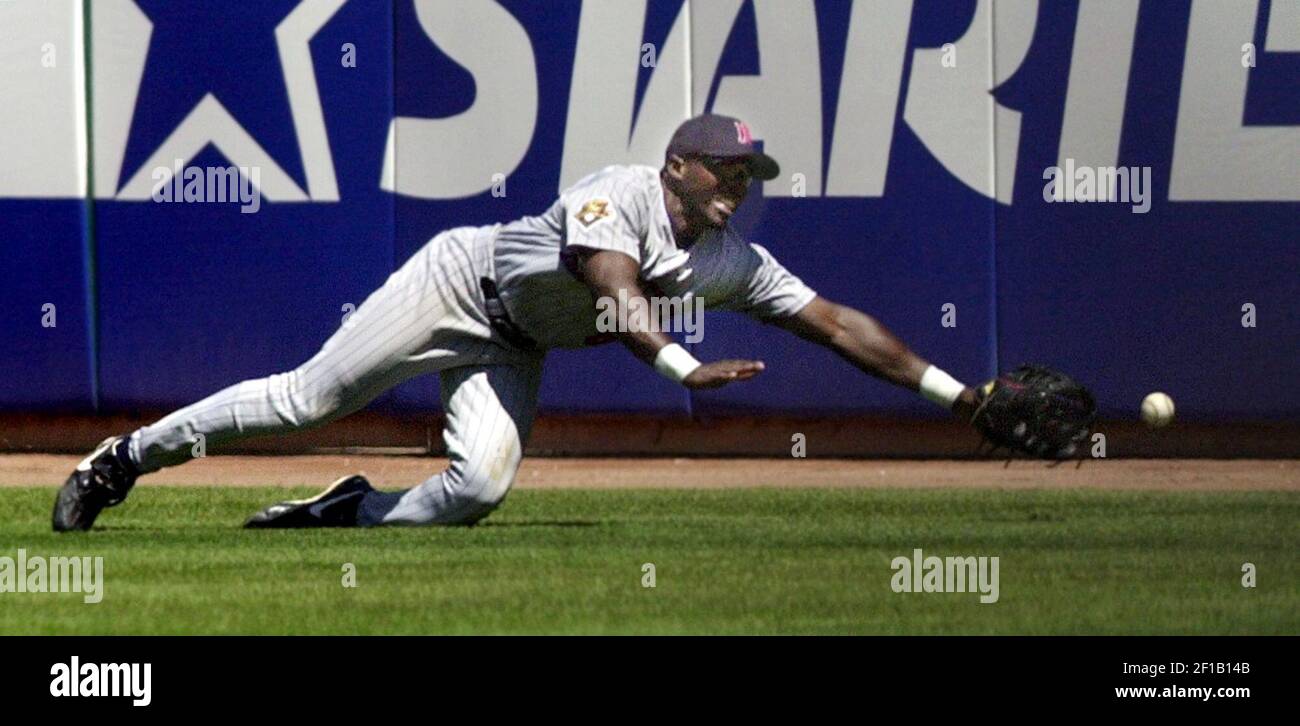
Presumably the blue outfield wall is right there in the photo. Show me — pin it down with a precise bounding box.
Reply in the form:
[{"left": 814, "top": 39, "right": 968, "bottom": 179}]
[
  {"left": 992, "top": 0, "right": 1300, "bottom": 420},
  {"left": 0, "top": 1, "right": 1295, "bottom": 422},
  {"left": 0, "top": 201, "right": 95, "bottom": 412}
]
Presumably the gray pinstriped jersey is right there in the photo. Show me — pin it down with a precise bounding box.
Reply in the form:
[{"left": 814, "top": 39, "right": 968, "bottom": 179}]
[{"left": 493, "top": 164, "right": 817, "bottom": 349}]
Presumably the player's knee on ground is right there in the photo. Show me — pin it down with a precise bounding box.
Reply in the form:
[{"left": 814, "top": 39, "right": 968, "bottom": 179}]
[{"left": 439, "top": 454, "right": 521, "bottom": 524}]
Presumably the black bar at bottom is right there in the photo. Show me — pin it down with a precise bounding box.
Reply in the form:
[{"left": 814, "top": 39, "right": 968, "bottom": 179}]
[{"left": 0, "top": 635, "right": 1288, "bottom": 713}]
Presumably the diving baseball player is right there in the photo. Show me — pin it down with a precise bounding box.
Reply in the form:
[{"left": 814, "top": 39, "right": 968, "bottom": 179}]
[{"left": 53, "top": 114, "right": 987, "bottom": 531}]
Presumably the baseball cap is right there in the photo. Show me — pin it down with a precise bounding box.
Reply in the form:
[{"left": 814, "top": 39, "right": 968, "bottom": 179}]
[{"left": 666, "top": 114, "right": 781, "bottom": 181}]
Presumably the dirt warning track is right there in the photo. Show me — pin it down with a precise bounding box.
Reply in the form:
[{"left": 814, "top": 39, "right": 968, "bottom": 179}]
[{"left": 1, "top": 455, "right": 1296, "bottom": 491}]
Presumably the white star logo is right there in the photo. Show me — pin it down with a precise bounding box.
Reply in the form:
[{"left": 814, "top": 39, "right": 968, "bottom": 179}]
[{"left": 97, "top": 0, "right": 347, "bottom": 202}]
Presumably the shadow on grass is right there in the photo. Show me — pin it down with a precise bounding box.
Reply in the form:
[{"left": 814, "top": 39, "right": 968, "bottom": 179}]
[
  {"left": 68, "top": 518, "right": 609, "bottom": 533},
  {"left": 478, "top": 520, "right": 604, "bottom": 529},
  {"left": 57, "top": 525, "right": 153, "bottom": 533}
]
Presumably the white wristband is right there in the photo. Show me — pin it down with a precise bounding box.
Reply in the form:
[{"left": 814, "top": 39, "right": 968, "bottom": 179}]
[
  {"left": 654, "top": 343, "right": 702, "bottom": 384},
  {"left": 919, "top": 365, "right": 966, "bottom": 408}
]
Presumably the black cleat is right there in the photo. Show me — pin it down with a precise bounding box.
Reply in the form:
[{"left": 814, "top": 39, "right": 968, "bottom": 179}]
[
  {"left": 52, "top": 436, "right": 139, "bottom": 532},
  {"left": 244, "top": 475, "right": 373, "bottom": 529}
]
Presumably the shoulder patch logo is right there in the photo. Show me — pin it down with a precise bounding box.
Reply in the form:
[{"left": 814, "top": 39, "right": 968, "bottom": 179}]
[{"left": 575, "top": 199, "right": 612, "bottom": 228}]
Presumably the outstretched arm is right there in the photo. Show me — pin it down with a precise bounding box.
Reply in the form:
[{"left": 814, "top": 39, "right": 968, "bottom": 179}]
[
  {"left": 572, "top": 249, "right": 766, "bottom": 389},
  {"left": 771, "top": 295, "right": 978, "bottom": 419}
]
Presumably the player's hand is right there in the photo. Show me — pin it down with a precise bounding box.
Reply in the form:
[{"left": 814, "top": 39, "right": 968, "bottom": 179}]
[{"left": 682, "top": 360, "right": 765, "bottom": 389}]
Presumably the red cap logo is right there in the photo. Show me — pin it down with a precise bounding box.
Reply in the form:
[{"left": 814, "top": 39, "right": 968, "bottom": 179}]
[{"left": 734, "top": 121, "right": 753, "bottom": 145}]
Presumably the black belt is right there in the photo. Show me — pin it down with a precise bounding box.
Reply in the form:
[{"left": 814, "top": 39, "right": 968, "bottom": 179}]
[{"left": 480, "top": 277, "right": 539, "bottom": 351}]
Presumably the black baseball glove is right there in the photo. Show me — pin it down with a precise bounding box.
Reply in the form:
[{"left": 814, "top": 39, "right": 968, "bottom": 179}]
[{"left": 970, "top": 364, "right": 1097, "bottom": 459}]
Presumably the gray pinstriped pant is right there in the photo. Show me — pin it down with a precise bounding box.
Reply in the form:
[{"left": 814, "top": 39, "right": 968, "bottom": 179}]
[{"left": 128, "top": 225, "right": 546, "bottom": 525}]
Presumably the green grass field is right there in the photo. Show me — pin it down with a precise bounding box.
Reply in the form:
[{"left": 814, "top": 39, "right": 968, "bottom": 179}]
[{"left": 1, "top": 487, "right": 1295, "bottom": 634}]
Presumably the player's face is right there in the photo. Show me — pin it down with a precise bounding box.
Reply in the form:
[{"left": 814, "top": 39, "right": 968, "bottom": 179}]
[{"left": 680, "top": 155, "right": 753, "bottom": 228}]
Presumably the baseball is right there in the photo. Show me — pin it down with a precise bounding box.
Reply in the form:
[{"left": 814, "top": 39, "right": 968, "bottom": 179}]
[{"left": 1140, "top": 392, "right": 1175, "bottom": 428}]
